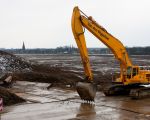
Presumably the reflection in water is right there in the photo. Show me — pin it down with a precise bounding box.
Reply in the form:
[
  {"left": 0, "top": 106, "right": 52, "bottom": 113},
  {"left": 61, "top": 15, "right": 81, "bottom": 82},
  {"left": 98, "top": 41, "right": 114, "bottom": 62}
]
[{"left": 76, "top": 103, "right": 96, "bottom": 120}]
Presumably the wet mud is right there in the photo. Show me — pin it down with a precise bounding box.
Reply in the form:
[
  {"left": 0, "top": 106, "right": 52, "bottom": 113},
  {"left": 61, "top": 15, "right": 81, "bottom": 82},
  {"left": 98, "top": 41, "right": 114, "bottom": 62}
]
[
  {"left": 1, "top": 81, "right": 150, "bottom": 120},
  {"left": 0, "top": 53, "right": 150, "bottom": 119}
]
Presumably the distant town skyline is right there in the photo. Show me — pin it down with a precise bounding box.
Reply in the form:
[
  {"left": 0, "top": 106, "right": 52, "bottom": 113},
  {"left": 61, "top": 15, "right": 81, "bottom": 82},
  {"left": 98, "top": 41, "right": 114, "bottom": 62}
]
[{"left": 0, "top": 0, "right": 150, "bottom": 48}]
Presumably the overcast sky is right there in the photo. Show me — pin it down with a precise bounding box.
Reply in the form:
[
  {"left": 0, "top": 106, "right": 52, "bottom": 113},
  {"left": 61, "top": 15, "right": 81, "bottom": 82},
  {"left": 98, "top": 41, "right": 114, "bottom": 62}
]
[{"left": 0, "top": 0, "right": 150, "bottom": 48}]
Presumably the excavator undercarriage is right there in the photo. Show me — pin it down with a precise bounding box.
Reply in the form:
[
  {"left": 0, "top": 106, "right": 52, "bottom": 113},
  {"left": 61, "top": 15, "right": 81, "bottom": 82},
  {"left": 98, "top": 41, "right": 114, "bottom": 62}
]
[
  {"left": 102, "top": 83, "right": 150, "bottom": 100},
  {"left": 103, "top": 83, "right": 150, "bottom": 99},
  {"left": 130, "top": 85, "right": 150, "bottom": 99}
]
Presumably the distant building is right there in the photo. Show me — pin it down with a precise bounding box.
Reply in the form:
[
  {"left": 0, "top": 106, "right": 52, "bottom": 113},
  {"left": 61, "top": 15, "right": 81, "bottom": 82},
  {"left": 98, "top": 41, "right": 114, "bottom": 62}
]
[{"left": 22, "top": 41, "right": 25, "bottom": 50}]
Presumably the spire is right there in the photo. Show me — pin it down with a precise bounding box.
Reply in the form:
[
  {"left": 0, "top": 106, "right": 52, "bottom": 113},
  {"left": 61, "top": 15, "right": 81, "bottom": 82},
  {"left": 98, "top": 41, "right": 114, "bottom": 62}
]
[{"left": 22, "top": 41, "right": 25, "bottom": 50}]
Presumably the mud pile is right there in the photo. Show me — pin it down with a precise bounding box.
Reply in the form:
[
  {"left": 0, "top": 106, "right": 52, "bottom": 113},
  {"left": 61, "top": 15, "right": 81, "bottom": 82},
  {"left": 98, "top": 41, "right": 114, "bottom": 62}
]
[
  {"left": 12, "top": 64, "right": 83, "bottom": 89},
  {"left": 0, "top": 50, "right": 32, "bottom": 106}
]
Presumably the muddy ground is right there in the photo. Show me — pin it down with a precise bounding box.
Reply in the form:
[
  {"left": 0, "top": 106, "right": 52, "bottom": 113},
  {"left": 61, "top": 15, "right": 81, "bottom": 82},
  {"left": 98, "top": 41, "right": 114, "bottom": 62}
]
[
  {"left": 0, "top": 51, "right": 83, "bottom": 106},
  {"left": 0, "top": 53, "right": 150, "bottom": 120}
]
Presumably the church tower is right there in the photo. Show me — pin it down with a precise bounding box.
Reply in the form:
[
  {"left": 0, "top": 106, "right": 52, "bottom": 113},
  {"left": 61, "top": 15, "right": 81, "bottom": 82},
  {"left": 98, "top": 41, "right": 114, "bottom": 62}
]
[{"left": 22, "top": 41, "right": 25, "bottom": 50}]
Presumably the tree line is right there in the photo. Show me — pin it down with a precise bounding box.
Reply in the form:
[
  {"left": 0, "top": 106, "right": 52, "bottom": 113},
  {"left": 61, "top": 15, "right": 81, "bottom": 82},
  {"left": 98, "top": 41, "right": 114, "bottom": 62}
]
[{"left": 1, "top": 46, "right": 150, "bottom": 55}]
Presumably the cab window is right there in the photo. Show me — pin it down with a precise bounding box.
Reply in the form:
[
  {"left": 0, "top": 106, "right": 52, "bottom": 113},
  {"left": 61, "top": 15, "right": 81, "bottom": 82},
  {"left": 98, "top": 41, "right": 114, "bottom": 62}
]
[
  {"left": 132, "top": 68, "right": 137, "bottom": 77},
  {"left": 127, "top": 67, "right": 132, "bottom": 79}
]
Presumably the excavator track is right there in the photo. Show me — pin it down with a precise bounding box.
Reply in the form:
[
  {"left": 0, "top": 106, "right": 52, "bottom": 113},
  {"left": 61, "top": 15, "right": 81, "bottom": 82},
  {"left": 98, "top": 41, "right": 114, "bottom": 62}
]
[
  {"left": 103, "top": 84, "right": 150, "bottom": 99},
  {"left": 103, "top": 84, "right": 130, "bottom": 96},
  {"left": 130, "top": 86, "right": 150, "bottom": 99}
]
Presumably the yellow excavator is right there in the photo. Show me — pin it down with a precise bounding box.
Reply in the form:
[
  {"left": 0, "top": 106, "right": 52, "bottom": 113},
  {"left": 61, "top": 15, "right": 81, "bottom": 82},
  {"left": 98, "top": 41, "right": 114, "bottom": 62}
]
[{"left": 71, "top": 6, "right": 150, "bottom": 101}]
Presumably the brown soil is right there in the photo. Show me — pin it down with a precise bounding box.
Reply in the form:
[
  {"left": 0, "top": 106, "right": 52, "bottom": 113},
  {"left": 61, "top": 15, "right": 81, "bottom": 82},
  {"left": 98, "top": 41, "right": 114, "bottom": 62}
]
[{"left": 0, "top": 86, "right": 25, "bottom": 106}]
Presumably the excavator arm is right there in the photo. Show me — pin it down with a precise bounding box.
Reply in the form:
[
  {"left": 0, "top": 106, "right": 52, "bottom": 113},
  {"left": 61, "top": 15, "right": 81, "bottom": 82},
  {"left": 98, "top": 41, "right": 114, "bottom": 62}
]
[{"left": 71, "top": 7, "right": 93, "bottom": 81}]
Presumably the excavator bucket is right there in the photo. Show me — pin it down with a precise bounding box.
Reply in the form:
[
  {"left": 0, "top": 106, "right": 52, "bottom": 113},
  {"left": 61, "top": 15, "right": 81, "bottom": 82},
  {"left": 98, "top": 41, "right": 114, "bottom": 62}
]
[{"left": 76, "top": 82, "right": 96, "bottom": 101}]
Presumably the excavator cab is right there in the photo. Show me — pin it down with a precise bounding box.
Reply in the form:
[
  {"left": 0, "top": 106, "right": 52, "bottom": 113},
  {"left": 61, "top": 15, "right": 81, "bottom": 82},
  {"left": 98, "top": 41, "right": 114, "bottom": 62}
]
[{"left": 126, "top": 66, "right": 139, "bottom": 79}]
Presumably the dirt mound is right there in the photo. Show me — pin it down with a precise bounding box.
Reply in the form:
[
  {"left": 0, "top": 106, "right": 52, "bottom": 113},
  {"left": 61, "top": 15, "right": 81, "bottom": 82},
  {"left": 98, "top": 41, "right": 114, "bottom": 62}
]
[
  {"left": 0, "top": 50, "right": 32, "bottom": 106},
  {"left": 0, "top": 50, "right": 32, "bottom": 73},
  {"left": 94, "top": 73, "right": 115, "bottom": 84},
  {"left": 5, "top": 62, "right": 112, "bottom": 90},
  {"left": 0, "top": 86, "right": 25, "bottom": 106},
  {"left": 12, "top": 64, "right": 82, "bottom": 89}
]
